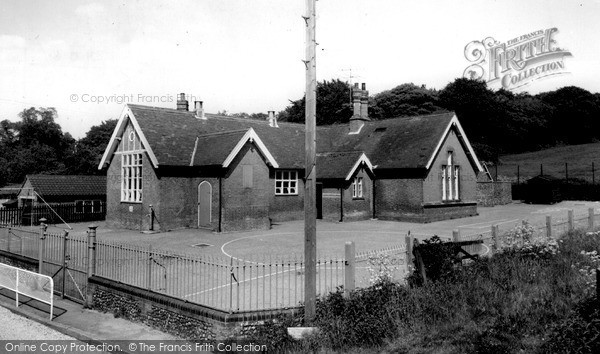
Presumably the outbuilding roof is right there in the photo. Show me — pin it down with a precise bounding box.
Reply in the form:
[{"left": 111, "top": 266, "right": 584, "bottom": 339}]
[
  {"left": 317, "top": 151, "right": 373, "bottom": 180},
  {"left": 24, "top": 175, "right": 106, "bottom": 197}
]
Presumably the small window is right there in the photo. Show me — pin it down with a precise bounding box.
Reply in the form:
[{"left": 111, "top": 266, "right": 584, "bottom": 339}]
[
  {"left": 275, "top": 170, "right": 298, "bottom": 195},
  {"left": 243, "top": 165, "right": 253, "bottom": 188},
  {"left": 75, "top": 200, "right": 84, "bottom": 213}
]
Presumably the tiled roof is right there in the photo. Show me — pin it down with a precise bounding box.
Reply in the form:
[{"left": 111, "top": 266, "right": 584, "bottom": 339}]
[
  {"left": 124, "top": 105, "right": 460, "bottom": 171},
  {"left": 0, "top": 184, "right": 21, "bottom": 198},
  {"left": 128, "top": 105, "right": 305, "bottom": 169},
  {"left": 317, "top": 151, "right": 364, "bottom": 179},
  {"left": 318, "top": 112, "right": 456, "bottom": 169},
  {"left": 25, "top": 175, "right": 106, "bottom": 196}
]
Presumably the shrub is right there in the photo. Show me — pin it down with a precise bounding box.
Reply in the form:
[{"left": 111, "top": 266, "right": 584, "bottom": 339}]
[{"left": 407, "top": 235, "right": 457, "bottom": 286}]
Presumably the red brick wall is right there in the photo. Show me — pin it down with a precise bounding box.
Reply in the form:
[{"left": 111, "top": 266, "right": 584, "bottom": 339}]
[
  {"left": 269, "top": 170, "right": 304, "bottom": 222},
  {"left": 423, "top": 128, "right": 478, "bottom": 204},
  {"left": 342, "top": 167, "right": 373, "bottom": 221},
  {"left": 220, "top": 143, "right": 270, "bottom": 231},
  {"left": 105, "top": 140, "right": 159, "bottom": 231},
  {"left": 321, "top": 186, "right": 342, "bottom": 221},
  {"left": 374, "top": 178, "right": 423, "bottom": 220},
  {"left": 157, "top": 176, "right": 220, "bottom": 231}
]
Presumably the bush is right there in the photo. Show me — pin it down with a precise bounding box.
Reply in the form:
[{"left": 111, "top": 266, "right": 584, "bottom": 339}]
[
  {"left": 541, "top": 296, "right": 600, "bottom": 353},
  {"left": 407, "top": 235, "right": 458, "bottom": 286}
]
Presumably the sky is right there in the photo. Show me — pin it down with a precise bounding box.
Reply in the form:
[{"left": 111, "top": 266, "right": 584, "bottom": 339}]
[{"left": 1, "top": 0, "right": 599, "bottom": 139}]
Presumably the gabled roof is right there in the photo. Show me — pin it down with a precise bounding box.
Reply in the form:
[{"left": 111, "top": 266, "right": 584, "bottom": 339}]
[
  {"left": 99, "top": 105, "right": 482, "bottom": 173},
  {"left": 318, "top": 112, "right": 483, "bottom": 171},
  {"left": 317, "top": 151, "right": 374, "bottom": 180},
  {"left": 24, "top": 175, "right": 106, "bottom": 197},
  {"left": 100, "top": 105, "right": 303, "bottom": 170}
]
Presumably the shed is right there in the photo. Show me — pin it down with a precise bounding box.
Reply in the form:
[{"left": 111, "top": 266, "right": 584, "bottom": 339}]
[{"left": 523, "top": 174, "right": 562, "bottom": 204}]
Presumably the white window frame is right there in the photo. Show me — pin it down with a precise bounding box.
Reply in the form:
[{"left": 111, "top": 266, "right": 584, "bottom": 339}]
[
  {"left": 352, "top": 177, "right": 363, "bottom": 199},
  {"left": 121, "top": 153, "right": 143, "bottom": 202},
  {"left": 275, "top": 170, "right": 298, "bottom": 195}
]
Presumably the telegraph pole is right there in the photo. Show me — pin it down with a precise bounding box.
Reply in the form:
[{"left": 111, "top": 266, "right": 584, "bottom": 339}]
[{"left": 304, "top": 0, "right": 317, "bottom": 322}]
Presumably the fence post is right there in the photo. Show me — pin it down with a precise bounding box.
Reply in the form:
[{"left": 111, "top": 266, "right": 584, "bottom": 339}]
[
  {"left": 344, "top": 241, "right": 355, "bottom": 298},
  {"left": 147, "top": 244, "right": 153, "bottom": 290},
  {"left": 452, "top": 230, "right": 460, "bottom": 242},
  {"left": 589, "top": 208, "right": 595, "bottom": 231},
  {"left": 492, "top": 225, "right": 500, "bottom": 252},
  {"left": 85, "top": 224, "right": 97, "bottom": 307},
  {"left": 405, "top": 235, "right": 413, "bottom": 270},
  {"left": 62, "top": 230, "right": 69, "bottom": 299},
  {"left": 568, "top": 210, "right": 574, "bottom": 232},
  {"left": 546, "top": 216, "right": 552, "bottom": 239},
  {"left": 38, "top": 218, "right": 47, "bottom": 274}
]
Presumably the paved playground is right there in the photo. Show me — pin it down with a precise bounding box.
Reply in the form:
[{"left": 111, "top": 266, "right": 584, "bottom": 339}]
[{"left": 34, "top": 200, "right": 600, "bottom": 260}]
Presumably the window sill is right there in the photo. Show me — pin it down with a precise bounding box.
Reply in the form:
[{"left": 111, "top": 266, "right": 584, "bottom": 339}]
[
  {"left": 275, "top": 194, "right": 299, "bottom": 197},
  {"left": 352, "top": 197, "right": 365, "bottom": 201},
  {"left": 120, "top": 201, "right": 143, "bottom": 204}
]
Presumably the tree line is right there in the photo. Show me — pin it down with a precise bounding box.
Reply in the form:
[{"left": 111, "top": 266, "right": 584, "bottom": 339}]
[
  {"left": 277, "top": 78, "right": 600, "bottom": 162},
  {"left": 0, "top": 108, "right": 116, "bottom": 186},
  {"left": 1, "top": 77, "right": 598, "bottom": 186}
]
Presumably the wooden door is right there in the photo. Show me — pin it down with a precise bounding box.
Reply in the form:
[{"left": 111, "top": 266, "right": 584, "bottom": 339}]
[{"left": 198, "top": 181, "right": 212, "bottom": 227}]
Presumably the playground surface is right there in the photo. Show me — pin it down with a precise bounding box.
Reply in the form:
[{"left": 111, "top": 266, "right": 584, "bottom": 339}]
[{"left": 31, "top": 200, "right": 600, "bottom": 260}]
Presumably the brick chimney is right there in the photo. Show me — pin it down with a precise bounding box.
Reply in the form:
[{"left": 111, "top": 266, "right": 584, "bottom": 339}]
[
  {"left": 360, "top": 83, "right": 369, "bottom": 120},
  {"left": 349, "top": 83, "right": 370, "bottom": 134},
  {"left": 176, "top": 93, "right": 189, "bottom": 111},
  {"left": 267, "top": 110, "right": 278, "bottom": 127},
  {"left": 194, "top": 101, "right": 206, "bottom": 120}
]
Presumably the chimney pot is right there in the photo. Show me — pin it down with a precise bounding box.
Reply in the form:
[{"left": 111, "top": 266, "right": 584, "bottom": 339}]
[
  {"left": 194, "top": 101, "right": 205, "bottom": 119},
  {"left": 354, "top": 82, "right": 359, "bottom": 89},
  {"left": 267, "top": 110, "right": 278, "bottom": 127},
  {"left": 361, "top": 83, "right": 366, "bottom": 90},
  {"left": 177, "top": 93, "right": 189, "bottom": 111}
]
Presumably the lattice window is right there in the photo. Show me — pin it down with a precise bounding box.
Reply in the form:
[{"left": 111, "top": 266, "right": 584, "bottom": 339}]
[
  {"left": 275, "top": 170, "right": 298, "bottom": 195},
  {"left": 122, "top": 153, "right": 143, "bottom": 202}
]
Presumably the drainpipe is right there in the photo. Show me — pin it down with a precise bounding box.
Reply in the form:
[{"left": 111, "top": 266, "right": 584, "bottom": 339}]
[
  {"left": 218, "top": 176, "right": 222, "bottom": 233},
  {"left": 339, "top": 187, "right": 344, "bottom": 222}
]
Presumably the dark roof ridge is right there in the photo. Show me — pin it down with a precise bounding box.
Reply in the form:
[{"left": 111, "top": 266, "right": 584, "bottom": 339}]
[
  {"left": 127, "top": 104, "right": 304, "bottom": 128},
  {"left": 195, "top": 129, "right": 248, "bottom": 138}
]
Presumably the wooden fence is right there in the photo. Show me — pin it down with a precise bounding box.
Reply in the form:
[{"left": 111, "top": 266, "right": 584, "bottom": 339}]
[{"left": 0, "top": 202, "right": 106, "bottom": 227}]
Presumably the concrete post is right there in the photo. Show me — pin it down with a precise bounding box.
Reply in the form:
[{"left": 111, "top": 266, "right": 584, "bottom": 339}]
[
  {"left": 38, "top": 218, "right": 47, "bottom": 274},
  {"left": 86, "top": 224, "right": 98, "bottom": 307},
  {"left": 589, "top": 208, "right": 595, "bottom": 231},
  {"left": 546, "top": 215, "right": 552, "bottom": 239},
  {"left": 344, "top": 242, "right": 355, "bottom": 298},
  {"left": 492, "top": 225, "right": 500, "bottom": 252},
  {"left": 452, "top": 230, "right": 460, "bottom": 242},
  {"left": 405, "top": 235, "right": 414, "bottom": 270},
  {"left": 568, "top": 210, "right": 574, "bottom": 232}
]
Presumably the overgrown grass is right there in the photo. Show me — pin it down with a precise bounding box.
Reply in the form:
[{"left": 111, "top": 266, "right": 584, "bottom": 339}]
[{"left": 246, "top": 229, "right": 600, "bottom": 353}]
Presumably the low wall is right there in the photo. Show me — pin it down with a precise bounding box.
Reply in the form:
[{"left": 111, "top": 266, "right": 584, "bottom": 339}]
[
  {"left": 378, "top": 202, "right": 478, "bottom": 223},
  {"left": 88, "top": 276, "right": 299, "bottom": 341},
  {"left": 477, "top": 181, "right": 512, "bottom": 207}
]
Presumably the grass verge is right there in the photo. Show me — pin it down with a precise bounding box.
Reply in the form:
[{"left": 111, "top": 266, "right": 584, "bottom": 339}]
[{"left": 245, "top": 229, "right": 600, "bottom": 353}]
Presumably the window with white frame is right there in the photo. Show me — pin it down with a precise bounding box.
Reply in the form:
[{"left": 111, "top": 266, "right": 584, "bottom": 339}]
[
  {"left": 442, "top": 151, "right": 460, "bottom": 201},
  {"left": 352, "top": 177, "right": 363, "bottom": 198},
  {"left": 275, "top": 170, "right": 298, "bottom": 195},
  {"left": 122, "top": 153, "right": 143, "bottom": 202}
]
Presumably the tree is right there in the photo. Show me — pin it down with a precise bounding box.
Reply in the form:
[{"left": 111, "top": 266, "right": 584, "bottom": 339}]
[
  {"left": 278, "top": 79, "right": 353, "bottom": 125},
  {"left": 65, "top": 119, "right": 118, "bottom": 175},
  {"left": 1, "top": 107, "right": 75, "bottom": 184},
  {"left": 369, "top": 83, "right": 444, "bottom": 119}
]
